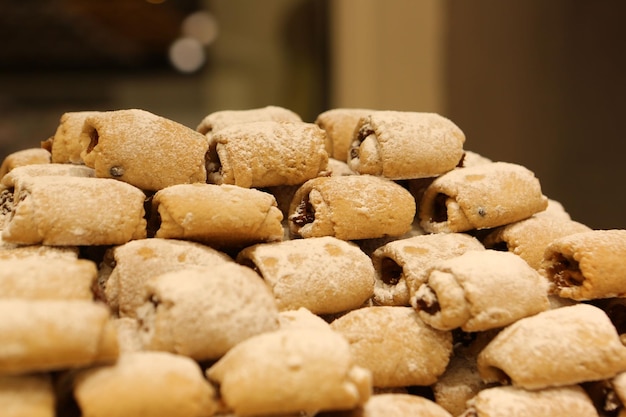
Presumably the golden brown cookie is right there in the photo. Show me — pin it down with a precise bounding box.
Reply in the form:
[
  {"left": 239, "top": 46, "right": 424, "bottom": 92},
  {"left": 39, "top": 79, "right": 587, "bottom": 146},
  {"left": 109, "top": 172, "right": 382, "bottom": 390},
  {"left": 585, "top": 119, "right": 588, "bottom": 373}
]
[
  {"left": 80, "top": 109, "right": 209, "bottom": 191},
  {"left": 48, "top": 111, "right": 101, "bottom": 164},
  {"left": 482, "top": 202, "right": 591, "bottom": 271},
  {"left": 73, "top": 351, "right": 218, "bottom": 417},
  {"left": 136, "top": 263, "right": 280, "bottom": 361},
  {"left": 206, "top": 328, "right": 372, "bottom": 416},
  {"left": 237, "top": 236, "right": 375, "bottom": 314},
  {"left": 197, "top": 105, "right": 302, "bottom": 135},
  {"left": 206, "top": 120, "right": 328, "bottom": 188},
  {"left": 418, "top": 162, "right": 548, "bottom": 233},
  {"left": 330, "top": 306, "right": 452, "bottom": 388},
  {"left": 413, "top": 250, "right": 550, "bottom": 332},
  {"left": 460, "top": 385, "right": 599, "bottom": 417},
  {"left": 477, "top": 303, "right": 626, "bottom": 389},
  {"left": 347, "top": 111, "right": 465, "bottom": 180},
  {"left": 98, "top": 237, "right": 233, "bottom": 317},
  {"left": 370, "top": 232, "right": 484, "bottom": 306},
  {"left": 150, "top": 183, "right": 284, "bottom": 250},
  {"left": 540, "top": 229, "right": 626, "bottom": 300},
  {"left": 355, "top": 393, "right": 454, "bottom": 417},
  {"left": 0, "top": 300, "right": 118, "bottom": 375},
  {"left": 0, "top": 374, "right": 55, "bottom": 417},
  {"left": 0, "top": 257, "right": 96, "bottom": 300},
  {"left": 315, "top": 108, "right": 373, "bottom": 161},
  {"left": 288, "top": 175, "right": 415, "bottom": 240},
  {"left": 1, "top": 176, "right": 146, "bottom": 246},
  {"left": 0, "top": 148, "right": 51, "bottom": 180}
]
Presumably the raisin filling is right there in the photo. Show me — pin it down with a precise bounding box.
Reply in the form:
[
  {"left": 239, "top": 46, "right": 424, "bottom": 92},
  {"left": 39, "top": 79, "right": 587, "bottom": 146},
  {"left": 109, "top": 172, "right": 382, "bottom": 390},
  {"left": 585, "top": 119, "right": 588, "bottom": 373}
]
[
  {"left": 380, "top": 257, "right": 403, "bottom": 286},
  {"left": 349, "top": 126, "right": 374, "bottom": 160},
  {"left": 86, "top": 127, "right": 99, "bottom": 154},
  {"left": 431, "top": 193, "right": 449, "bottom": 223},
  {"left": 549, "top": 253, "right": 584, "bottom": 287},
  {"left": 415, "top": 284, "right": 441, "bottom": 315},
  {"left": 289, "top": 195, "right": 315, "bottom": 227},
  {"left": 0, "top": 188, "right": 14, "bottom": 216}
]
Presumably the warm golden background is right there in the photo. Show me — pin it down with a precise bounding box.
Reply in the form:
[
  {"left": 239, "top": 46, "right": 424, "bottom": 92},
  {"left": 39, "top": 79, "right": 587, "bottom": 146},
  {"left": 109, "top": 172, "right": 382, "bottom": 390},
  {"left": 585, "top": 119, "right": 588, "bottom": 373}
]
[{"left": 1, "top": 0, "right": 624, "bottom": 229}]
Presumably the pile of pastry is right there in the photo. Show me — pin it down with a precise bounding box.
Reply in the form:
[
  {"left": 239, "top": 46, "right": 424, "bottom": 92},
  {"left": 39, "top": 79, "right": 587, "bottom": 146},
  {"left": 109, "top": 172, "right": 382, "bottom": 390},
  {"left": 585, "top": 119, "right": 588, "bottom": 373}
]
[{"left": 1, "top": 106, "right": 625, "bottom": 417}]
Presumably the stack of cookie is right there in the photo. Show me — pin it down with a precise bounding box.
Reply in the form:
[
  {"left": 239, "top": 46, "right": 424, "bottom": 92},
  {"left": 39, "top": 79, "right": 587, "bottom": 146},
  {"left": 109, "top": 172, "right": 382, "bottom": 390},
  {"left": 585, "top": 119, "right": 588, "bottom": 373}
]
[{"left": 0, "top": 106, "right": 625, "bottom": 417}]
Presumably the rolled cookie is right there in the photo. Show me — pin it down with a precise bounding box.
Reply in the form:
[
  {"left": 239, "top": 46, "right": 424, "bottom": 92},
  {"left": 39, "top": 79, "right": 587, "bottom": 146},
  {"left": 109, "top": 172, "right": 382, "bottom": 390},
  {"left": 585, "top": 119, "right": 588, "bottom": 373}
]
[
  {"left": 206, "top": 328, "right": 372, "bottom": 416},
  {"left": 79, "top": 109, "right": 209, "bottom": 191},
  {"left": 0, "top": 374, "right": 55, "bottom": 417},
  {"left": 196, "top": 105, "right": 302, "bottom": 135},
  {"left": 418, "top": 162, "right": 549, "bottom": 233},
  {"left": 0, "top": 235, "right": 79, "bottom": 260},
  {"left": 347, "top": 111, "right": 465, "bottom": 180},
  {"left": 540, "top": 229, "right": 626, "bottom": 300},
  {"left": 460, "top": 385, "right": 599, "bottom": 417},
  {"left": 288, "top": 175, "right": 415, "bottom": 240},
  {"left": 370, "top": 232, "right": 484, "bottom": 306},
  {"left": 477, "top": 303, "right": 626, "bottom": 389},
  {"left": 1, "top": 163, "right": 95, "bottom": 186},
  {"left": 0, "top": 257, "right": 97, "bottom": 300},
  {"left": 354, "top": 393, "right": 454, "bottom": 417},
  {"left": 237, "top": 236, "right": 375, "bottom": 314},
  {"left": 413, "top": 250, "right": 550, "bottom": 332},
  {"left": 0, "top": 148, "right": 51, "bottom": 180},
  {"left": 482, "top": 201, "right": 591, "bottom": 270},
  {"left": 1, "top": 176, "right": 146, "bottom": 246},
  {"left": 98, "top": 237, "right": 233, "bottom": 317},
  {"left": 47, "top": 111, "right": 100, "bottom": 164},
  {"left": 330, "top": 306, "right": 452, "bottom": 388},
  {"left": 150, "top": 183, "right": 284, "bottom": 250},
  {"left": 315, "top": 108, "right": 373, "bottom": 161},
  {"left": 206, "top": 120, "right": 328, "bottom": 188},
  {"left": 136, "top": 263, "right": 280, "bottom": 361},
  {"left": 0, "top": 300, "right": 118, "bottom": 375},
  {"left": 73, "top": 351, "right": 218, "bottom": 417}
]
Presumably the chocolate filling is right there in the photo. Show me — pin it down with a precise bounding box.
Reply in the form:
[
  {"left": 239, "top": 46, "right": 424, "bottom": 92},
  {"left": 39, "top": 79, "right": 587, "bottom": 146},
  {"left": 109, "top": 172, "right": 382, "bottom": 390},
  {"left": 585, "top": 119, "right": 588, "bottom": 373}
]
[
  {"left": 549, "top": 253, "right": 584, "bottom": 287},
  {"left": 289, "top": 195, "right": 315, "bottom": 227},
  {"left": 349, "top": 126, "right": 375, "bottom": 161},
  {"left": 380, "top": 257, "right": 403, "bottom": 286}
]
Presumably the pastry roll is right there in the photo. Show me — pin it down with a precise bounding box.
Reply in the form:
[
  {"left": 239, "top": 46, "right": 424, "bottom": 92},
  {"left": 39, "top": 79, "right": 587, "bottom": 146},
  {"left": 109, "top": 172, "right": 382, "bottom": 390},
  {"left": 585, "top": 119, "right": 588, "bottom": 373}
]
[
  {"left": 0, "top": 257, "right": 96, "bottom": 300},
  {"left": 1, "top": 163, "right": 95, "bottom": 186},
  {"left": 0, "top": 148, "right": 51, "bottom": 180},
  {"left": 0, "top": 374, "right": 55, "bottom": 417},
  {"left": 482, "top": 201, "right": 591, "bottom": 270},
  {"left": 47, "top": 111, "right": 100, "bottom": 164},
  {"left": 329, "top": 306, "right": 452, "bottom": 388},
  {"left": 315, "top": 108, "right": 373, "bottom": 161},
  {"left": 136, "top": 263, "right": 280, "bottom": 361},
  {"left": 0, "top": 299, "right": 118, "bottom": 375},
  {"left": 196, "top": 105, "right": 302, "bottom": 135},
  {"left": 413, "top": 250, "right": 550, "bottom": 332},
  {"left": 79, "top": 109, "right": 209, "bottom": 191},
  {"left": 370, "top": 233, "right": 484, "bottom": 306},
  {"left": 347, "top": 111, "right": 465, "bottom": 180},
  {"left": 288, "top": 175, "right": 415, "bottom": 240},
  {"left": 206, "top": 120, "right": 329, "bottom": 188},
  {"left": 540, "top": 229, "right": 626, "bottom": 300},
  {"left": 418, "top": 162, "right": 549, "bottom": 233},
  {"left": 349, "top": 393, "right": 454, "bottom": 417},
  {"left": 150, "top": 183, "right": 284, "bottom": 250},
  {"left": 477, "top": 303, "right": 626, "bottom": 389},
  {"left": 460, "top": 385, "right": 599, "bottom": 417},
  {"left": 99, "top": 237, "right": 232, "bottom": 317},
  {"left": 73, "top": 351, "right": 218, "bottom": 417},
  {"left": 236, "top": 236, "right": 375, "bottom": 314},
  {"left": 206, "top": 328, "right": 372, "bottom": 416},
  {"left": 1, "top": 176, "right": 146, "bottom": 246}
]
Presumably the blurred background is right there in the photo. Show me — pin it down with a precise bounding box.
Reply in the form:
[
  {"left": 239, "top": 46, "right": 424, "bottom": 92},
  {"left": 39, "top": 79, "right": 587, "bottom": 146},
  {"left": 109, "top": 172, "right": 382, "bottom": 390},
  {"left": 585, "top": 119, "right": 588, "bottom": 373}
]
[{"left": 1, "top": 0, "right": 624, "bottom": 229}]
